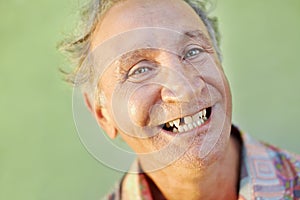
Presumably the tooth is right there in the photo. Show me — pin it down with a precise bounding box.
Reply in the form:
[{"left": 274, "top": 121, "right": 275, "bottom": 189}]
[
  {"left": 184, "top": 116, "right": 193, "bottom": 124},
  {"left": 193, "top": 122, "right": 197, "bottom": 128},
  {"left": 203, "top": 116, "right": 207, "bottom": 121},
  {"left": 183, "top": 125, "right": 188, "bottom": 132},
  {"left": 192, "top": 113, "right": 199, "bottom": 121},
  {"left": 173, "top": 119, "right": 180, "bottom": 127},
  {"left": 199, "top": 111, "right": 203, "bottom": 118},
  {"left": 169, "top": 121, "right": 174, "bottom": 127},
  {"left": 203, "top": 109, "right": 206, "bottom": 117},
  {"left": 200, "top": 119, "right": 204, "bottom": 124},
  {"left": 178, "top": 126, "right": 184, "bottom": 133},
  {"left": 188, "top": 124, "right": 193, "bottom": 130},
  {"left": 173, "top": 128, "right": 178, "bottom": 133},
  {"left": 197, "top": 120, "right": 201, "bottom": 126}
]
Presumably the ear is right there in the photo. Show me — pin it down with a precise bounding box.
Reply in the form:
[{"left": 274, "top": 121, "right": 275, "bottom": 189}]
[
  {"left": 84, "top": 93, "right": 118, "bottom": 139},
  {"left": 83, "top": 93, "right": 93, "bottom": 113}
]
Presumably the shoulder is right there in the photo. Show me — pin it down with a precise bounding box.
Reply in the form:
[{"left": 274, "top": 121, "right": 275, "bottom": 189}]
[
  {"left": 239, "top": 128, "right": 300, "bottom": 198},
  {"left": 242, "top": 131, "right": 300, "bottom": 177},
  {"left": 263, "top": 142, "right": 300, "bottom": 181}
]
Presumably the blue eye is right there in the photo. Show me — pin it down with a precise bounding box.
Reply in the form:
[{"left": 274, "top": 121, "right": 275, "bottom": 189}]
[
  {"left": 184, "top": 47, "right": 203, "bottom": 60},
  {"left": 127, "top": 60, "right": 155, "bottom": 79},
  {"left": 131, "top": 67, "right": 150, "bottom": 76}
]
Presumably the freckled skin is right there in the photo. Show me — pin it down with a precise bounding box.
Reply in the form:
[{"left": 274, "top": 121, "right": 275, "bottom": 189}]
[{"left": 91, "top": 0, "right": 238, "bottom": 199}]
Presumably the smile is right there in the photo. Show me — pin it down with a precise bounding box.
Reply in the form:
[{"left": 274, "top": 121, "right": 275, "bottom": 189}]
[{"left": 161, "top": 107, "right": 212, "bottom": 133}]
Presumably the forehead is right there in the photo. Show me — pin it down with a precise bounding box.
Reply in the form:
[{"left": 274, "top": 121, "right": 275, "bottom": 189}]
[{"left": 91, "top": 0, "right": 209, "bottom": 50}]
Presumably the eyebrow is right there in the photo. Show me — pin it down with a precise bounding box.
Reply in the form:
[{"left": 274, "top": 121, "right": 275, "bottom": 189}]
[
  {"left": 184, "top": 30, "right": 212, "bottom": 48},
  {"left": 115, "top": 48, "right": 158, "bottom": 70},
  {"left": 118, "top": 49, "right": 148, "bottom": 65}
]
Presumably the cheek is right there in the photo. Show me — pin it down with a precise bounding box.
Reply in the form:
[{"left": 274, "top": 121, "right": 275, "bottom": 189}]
[
  {"left": 128, "top": 85, "right": 161, "bottom": 127},
  {"left": 199, "top": 59, "right": 231, "bottom": 101}
]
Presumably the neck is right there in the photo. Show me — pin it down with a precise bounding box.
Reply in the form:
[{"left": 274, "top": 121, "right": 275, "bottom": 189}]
[{"left": 141, "top": 136, "right": 241, "bottom": 200}]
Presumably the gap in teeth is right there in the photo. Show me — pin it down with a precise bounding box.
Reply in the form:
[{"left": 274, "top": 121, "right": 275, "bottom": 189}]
[{"left": 165, "top": 108, "right": 208, "bottom": 133}]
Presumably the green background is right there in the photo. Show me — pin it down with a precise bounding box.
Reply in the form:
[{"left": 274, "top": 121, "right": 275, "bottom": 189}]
[{"left": 0, "top": 0, "right": 299, "bottom": 199}]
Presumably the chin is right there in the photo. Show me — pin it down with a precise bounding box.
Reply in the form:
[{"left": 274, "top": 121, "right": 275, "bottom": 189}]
[
  {"left": 176, "top": 134, "right": 230, "bottom": 170},
  {"left": 165, "top": 120, "right": 232, "bottom": 171}
]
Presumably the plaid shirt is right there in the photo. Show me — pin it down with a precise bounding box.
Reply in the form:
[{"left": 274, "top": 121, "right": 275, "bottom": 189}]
[{"left": 104, "top": 126, "right": 300, "bottom": 200}]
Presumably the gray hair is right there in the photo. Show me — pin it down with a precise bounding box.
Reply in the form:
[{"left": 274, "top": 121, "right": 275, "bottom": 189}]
[{"left": 58, "top": 0, "right": 221, "bottom": 85}]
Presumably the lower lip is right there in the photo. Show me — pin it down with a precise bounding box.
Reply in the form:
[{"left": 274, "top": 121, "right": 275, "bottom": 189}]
[{"left": 160, "top": 107, "right": 213, "bottom": 137}]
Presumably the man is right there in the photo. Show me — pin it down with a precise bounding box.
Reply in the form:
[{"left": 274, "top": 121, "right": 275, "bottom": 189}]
[{"left": 59, "top": 0, "right": 300, "bottom": 199}]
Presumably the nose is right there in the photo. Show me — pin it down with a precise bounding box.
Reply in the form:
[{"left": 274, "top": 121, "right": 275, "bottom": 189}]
[{"left": 160, "top": 57, "right": 205, "bottom": 103}]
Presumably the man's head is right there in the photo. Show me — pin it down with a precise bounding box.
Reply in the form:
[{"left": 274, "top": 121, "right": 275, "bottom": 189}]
[{"left": 63, "top": 0, "right": 232, "bottom": 171}]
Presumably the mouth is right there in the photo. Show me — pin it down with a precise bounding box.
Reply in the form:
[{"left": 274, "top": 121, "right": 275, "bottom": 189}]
[{"left": 161, "top": 107, "right": 212, "bottom": 133}]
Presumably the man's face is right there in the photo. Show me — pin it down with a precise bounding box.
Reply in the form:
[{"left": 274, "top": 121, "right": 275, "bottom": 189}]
[{"left": 90, "top": 0, "right": 232, "bottom": 170}]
